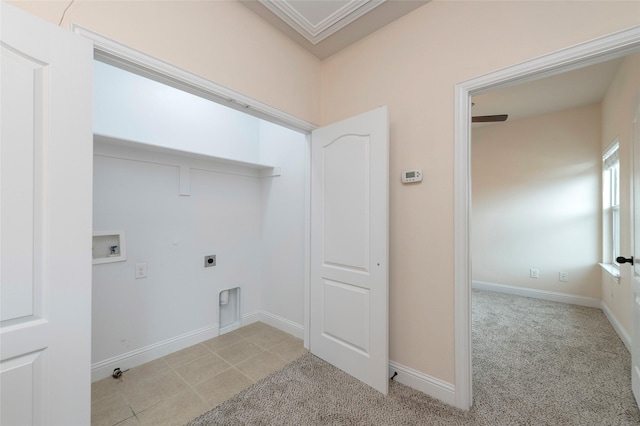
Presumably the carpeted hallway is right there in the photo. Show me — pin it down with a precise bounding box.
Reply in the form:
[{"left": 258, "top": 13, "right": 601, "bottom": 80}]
[{"left": 188, "top": 290, "right": 640, "bottom": 425}]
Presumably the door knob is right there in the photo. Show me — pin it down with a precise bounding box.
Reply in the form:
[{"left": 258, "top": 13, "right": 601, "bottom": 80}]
[{"left": 616, "top": 256, "right": 634, "bottom": 265}]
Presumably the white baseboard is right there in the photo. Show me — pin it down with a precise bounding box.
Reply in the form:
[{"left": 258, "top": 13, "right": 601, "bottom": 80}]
[
  {"left": 218, "top": 311, "right": 258, "bottom": 335},
  {"left": 91, "top": 323, "right": 219, "bottom": 381},
  {"left": 91, "top": 309, "right": 455, "bottom": 409},
  {"left": 93, "top": 310, "right": 455, "bottom": 408},
  {"left": 472, "top": 281, "right": 601, "bottom": 308},
  {"left": 241, "top": 311, "right": 260, "bottom": 325},
  {"left": 388, "top": 361, "right": 456, "bottom": 406},
  {"left": 473, "top": 280, "right": 632, "bottom": 354},
  {"left": 600, "top": 301, "right": 631, "bottom": 352},
  {"left": 258, "top": 313, "right": 452, "bottom": 405},
  {"left": 259, "top": 311, "right": 304, "bottom": 339},
  {"left": 91, "top": 310, "right": 303, "bottom": 382}
]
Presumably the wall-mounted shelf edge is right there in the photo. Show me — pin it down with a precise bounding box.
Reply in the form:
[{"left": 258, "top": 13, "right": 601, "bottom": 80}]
[{"left": 93, "top": 133, "right": 281, "bottom": 177}]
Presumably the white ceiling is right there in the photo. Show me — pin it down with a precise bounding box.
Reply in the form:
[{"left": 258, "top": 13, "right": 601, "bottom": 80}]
[
  {"left": 241, "top": 0, "right": 430, "bottom": 59},
  {"left": 258, "top": 0, "right": 385, "bottom": 45},
  {"left": 241, "top": 0, "right": 626, "bottom": 124},
  {"left": 471, "top": 58, "right": 624, "bottom": 126}
]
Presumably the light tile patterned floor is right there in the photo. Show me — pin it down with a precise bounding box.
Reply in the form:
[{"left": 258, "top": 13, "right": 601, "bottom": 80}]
[{"left": 91, "top": 322, "right": 307, "bottom": 426}]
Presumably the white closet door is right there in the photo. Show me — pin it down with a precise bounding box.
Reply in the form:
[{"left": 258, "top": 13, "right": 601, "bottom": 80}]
[
  {"left": 1, "top": 3, "right": 93, "bottom": 425},
  {"left": 310, "top": 106, "right": 389, "bottom": 394}
]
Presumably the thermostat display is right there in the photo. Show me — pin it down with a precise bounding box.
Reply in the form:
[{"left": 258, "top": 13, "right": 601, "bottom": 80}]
[{"left": 402, "top": 169, "right": 423, "bottom": 183}]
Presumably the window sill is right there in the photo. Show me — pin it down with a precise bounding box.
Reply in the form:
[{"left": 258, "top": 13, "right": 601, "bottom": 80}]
[{"left": 599, "top": 263, "right": 620, "bottom": 280}]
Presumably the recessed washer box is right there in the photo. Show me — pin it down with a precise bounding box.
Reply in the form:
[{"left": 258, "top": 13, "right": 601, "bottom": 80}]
[{"left": 93, "top": 231, "right": 126, "bottom": 264}]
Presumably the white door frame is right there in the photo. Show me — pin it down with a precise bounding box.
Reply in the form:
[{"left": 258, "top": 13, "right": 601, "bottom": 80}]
[
  {"left": 75, "top": 26, "right": 316, "bottom": 135},
  {"left": 71, "top": 25, "right": 318, "bottom": 350},
  {"left": 454, "top": 25, "right": 640, "bottom": 410}
]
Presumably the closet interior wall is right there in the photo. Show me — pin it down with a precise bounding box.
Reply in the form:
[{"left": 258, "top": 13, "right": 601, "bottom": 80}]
[{"left": 91, "top": 61, "right": 306, "bottom": 380}]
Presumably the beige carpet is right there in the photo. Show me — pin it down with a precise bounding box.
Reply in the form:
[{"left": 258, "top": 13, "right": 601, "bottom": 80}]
[{"left": 187, "top": 290, "right": 640, "bottom": 425}]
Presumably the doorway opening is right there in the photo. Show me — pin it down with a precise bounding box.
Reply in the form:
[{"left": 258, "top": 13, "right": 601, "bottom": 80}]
[
  {"left": 83, "top": 29, "right": 315, "bottom": 382},
  {"left": 82, "top": 26, "right": 390, "bottom": 396},
  {"left": 454, "top": 25, "right": 640, "bottom": 410},
  {"left": 470, "top": 58, "right": 624, "bottom": 413}
]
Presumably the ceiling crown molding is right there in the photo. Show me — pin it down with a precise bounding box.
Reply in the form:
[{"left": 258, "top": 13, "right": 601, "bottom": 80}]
[{"left": 259, "top": 0, "right": 385, "bottom": 45}]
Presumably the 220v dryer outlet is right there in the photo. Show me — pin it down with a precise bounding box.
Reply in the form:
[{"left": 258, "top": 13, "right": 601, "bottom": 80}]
[{"left": 204, "top": 255, "right": 216, "bottom": 267}]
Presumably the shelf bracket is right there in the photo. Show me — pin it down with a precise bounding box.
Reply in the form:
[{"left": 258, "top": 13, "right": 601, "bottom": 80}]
[
  {"left": 259, "top": 167, "right": 281, "bottom": 178},
  {"left": 179, "top": 166, "right": 191, "bottom": 196}
]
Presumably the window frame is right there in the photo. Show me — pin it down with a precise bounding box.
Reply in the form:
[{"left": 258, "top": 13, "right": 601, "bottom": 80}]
[{"left": 603, "top": 141, "right": 620, "bottom": 268}]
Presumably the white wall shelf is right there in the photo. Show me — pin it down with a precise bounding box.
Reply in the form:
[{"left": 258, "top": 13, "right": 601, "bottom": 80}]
[
  {"left": 93, "top": 231, "right": 127, "bottom": 264},
  {"left": 94, "top": 133, "right": 281, "bottom": 178}
]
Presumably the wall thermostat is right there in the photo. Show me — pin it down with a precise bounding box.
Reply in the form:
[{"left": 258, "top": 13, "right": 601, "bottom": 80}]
[{"left": 402, "top": 169, "right": 422, "bottom": 183}]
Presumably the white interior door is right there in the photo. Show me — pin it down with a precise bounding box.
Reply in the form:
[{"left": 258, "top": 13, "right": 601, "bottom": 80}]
[
  {"left": 632, "top": 105, "right": 640, "bottom": 408},
  {"left": 310, "top": 106, "right": 389, "bottom": 394},
  {"left": 0, "top": 3, "right": 93, "bottom": 425}
]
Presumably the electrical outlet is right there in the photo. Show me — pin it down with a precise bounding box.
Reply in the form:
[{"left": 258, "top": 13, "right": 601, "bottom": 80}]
[
  {"left": 530, "top": 268, "right": 539, "bottom": 279},
  {"left": 559, "top": 272, "right": 569, "bottom": 282},
  {"left": 204, "top": 255, "right": 216, "bottom": 267},
  {"left": 135, "top": 262, "right": 147, "bottom": 279}
]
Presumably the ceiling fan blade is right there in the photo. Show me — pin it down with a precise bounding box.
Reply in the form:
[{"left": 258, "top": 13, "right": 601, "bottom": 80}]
[{"left": 472, "top": 114, "right": 508, "bottom": 123}]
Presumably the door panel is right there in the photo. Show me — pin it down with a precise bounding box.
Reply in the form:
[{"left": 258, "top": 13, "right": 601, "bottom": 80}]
[
  {"left": 310, "top": 106, "right": 388, "bottom": 394},
  {"left": 322, "top": 279, "right": 370, "bottom": 353},
  {"left": 323, "top": 135, "right": 370, "bottom": 271},
  {"left": 0, "top": 351, "right": 44, "bottom": 426},
  {"left": 0, "top": 3, "right": 93, "bottom": 425},
  {"left": 0, "top": 44, "right": 44, "bottom": 321}
]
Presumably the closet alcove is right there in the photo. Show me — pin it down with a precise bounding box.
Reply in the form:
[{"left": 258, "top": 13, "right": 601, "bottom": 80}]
[{"left": 91, "top": 60, "right": 307, "bottom": 380}]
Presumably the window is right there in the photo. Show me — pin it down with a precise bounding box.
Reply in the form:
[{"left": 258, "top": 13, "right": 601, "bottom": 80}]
[{"left": 603, "top": 142, "right": 620, "bottom": 266}]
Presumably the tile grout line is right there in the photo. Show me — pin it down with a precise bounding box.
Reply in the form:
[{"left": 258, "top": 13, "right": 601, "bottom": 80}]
[
  {"left": 94, "top": 323, "right": 303, "bottom": 426},
  {"left": 163, "top": 344, "right": 219, "bottom": 411},
  {"left": 164, "top": 330, "right": 260, "bottom": 412}
]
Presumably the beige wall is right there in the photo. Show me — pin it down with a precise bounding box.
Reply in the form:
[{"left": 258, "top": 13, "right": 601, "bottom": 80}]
[
  {"left": 601, "top": 53, "right": 640, "bottom": 335},
  {"left": 321, "top": 1, "right": 639, "bottom": 383},
  {"left": 472, "top": 104, "right": 602, "bottom": 299},
  {"left": 9, "top": 0, "right": 321, "bottom": 124},
  {"left": 11, "top": 0, "right": 640, "bottom": 388}
]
